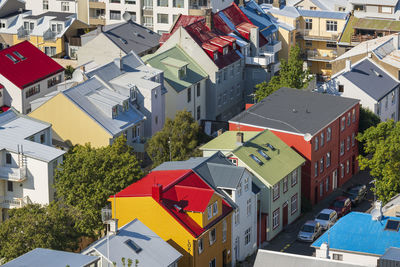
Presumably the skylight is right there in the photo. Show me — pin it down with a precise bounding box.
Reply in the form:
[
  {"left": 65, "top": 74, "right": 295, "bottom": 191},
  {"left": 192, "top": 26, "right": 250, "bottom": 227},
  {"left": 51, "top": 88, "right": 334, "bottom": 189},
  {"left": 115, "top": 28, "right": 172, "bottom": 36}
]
[
  {"left": 250, "top": 154, "right": 263, "bottom": 165},
  {"left": 13, "top": 51, "right": 26, "bottom": 60},
  {"left": 124, "top": 239, "right": 142, "bottom": 253},
  {"left": 266, "top": 143, "right": 276, "bottom": 151},
  {"left": 257, "top": 149, "right": 270, "bottom": 160},
  {"left": 6, "top": 54, "right": 19, "bottom": 63},
  {"left": 385, "top": 220, "right": 400, "bottom": 231}
]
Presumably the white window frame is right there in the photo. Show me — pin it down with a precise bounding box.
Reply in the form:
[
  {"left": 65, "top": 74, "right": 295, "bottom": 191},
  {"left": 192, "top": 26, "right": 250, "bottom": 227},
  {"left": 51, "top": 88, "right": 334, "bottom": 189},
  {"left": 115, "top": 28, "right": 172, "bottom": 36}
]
[
  {"left": 273, "top": 208, "right": 279, "bottom": 229},
  {"left": 212, "top": 201, "right": 218, "bottom": 216},
  {"left": 209, "top": 228, "right": 216, "bottom": 245}
]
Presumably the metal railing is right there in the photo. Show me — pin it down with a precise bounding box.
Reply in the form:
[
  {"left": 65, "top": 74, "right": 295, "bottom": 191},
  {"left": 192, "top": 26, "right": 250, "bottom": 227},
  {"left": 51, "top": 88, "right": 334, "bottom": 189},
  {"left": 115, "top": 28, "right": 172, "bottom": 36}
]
[
  {"left": 17, "top": 28, "right": 30, "bottom": 39},
  {"left": 296, "top": 29, "right": 338, "bottom": 41},
  {"left": 304, "top": 50, "right": 337, "bottom": 61},
  {"left": 43, "top": 29, "right": 57, "bottom": 41},
  {"left": 0, "top": 195, "right": 32, "bottom": 208}
]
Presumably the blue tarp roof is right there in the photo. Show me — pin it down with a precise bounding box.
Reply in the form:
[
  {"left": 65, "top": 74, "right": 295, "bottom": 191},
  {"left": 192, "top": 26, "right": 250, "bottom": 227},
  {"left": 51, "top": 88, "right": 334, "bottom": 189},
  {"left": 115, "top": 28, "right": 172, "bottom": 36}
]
[{"left": 312, "top": 212, "right": 400, "bottom": 256}]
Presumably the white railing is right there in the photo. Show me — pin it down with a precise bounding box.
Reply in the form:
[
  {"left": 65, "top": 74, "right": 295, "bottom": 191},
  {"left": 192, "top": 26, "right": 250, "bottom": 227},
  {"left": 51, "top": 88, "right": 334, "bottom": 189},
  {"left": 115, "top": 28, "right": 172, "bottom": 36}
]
[
  {"left": 245, "top": 53, "right": 274, "bottom": 66},
  {"left": 0, "top": 195, "right": 32, "bottom": 208},
  {"left": 265, "top": 40, "right": 282, "bottom": 54},
  {"left": 0, "top": 166, "right": 27, "bottom": 182}
]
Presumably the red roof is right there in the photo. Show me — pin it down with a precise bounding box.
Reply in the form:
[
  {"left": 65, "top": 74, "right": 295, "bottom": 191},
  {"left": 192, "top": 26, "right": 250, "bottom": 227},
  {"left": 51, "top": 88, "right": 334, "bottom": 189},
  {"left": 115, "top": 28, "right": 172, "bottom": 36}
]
[
  {"left": 0, "top": 41, "right": 64, "bottom": 89},
  {"left": 220, "top": 3, "right": 252, "bottom": 26},
  {"left": 0, "top": 106, "right": 10, "bottom": 112},
  {"left": 170, "top": 15, "right": 204, "bottom": 35}
]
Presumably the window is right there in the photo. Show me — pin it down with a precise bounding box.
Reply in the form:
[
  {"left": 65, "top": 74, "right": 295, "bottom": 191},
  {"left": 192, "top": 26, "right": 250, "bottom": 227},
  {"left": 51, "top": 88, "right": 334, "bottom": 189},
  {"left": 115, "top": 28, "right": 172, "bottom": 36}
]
[
  {"left": 314, "top": 162, "right": 318, "bottom": 177},
  {"left": 197, "top": 106, "right": 200, "bottom": 120},
  {"left": 229, "top": 158, "right": 238, "bottom": 165},
  {"left": 352, "top": 108, "right": 356, "bottom": 122},
  {"left": 385, "top": 95, "right": 389, "bottom": 110},
  {"left": 305, "top": 40, "right": 312, "bottom": 47},
  {"left": 283, "top": 176, "right": 288, "bottom": 193},
  {"left": 43, "top": 0, "right": 49, "bottom": 10},
  {"left": 56, "top": 23, "right": 62, "bottom": 33},
  {"left": 347, "top": 112, "right": 351, "bottom": 126},
  {"left": 291, "top": 169, "right": 298, "bottom": 187},
  {"left": 341, "top": 163, "right": 344, "bottom": 178},
  {"left": 320, "top": 182, "right": 323, "bottom": 197},
  {"left": 51, "top": 24, "right": 56, "bottom": 32},
  {"left": 61, "top": 1, "right": 69, "bottom": 11},
  {"left": 326, "top": 176, "right": 329, "bottom": 192},
  {"left": 291, "top": 194, "right": 298, "bottom": 214},
  {"left": 208, "top": 205, "right": 212, "bottom": 220},
  {"left": 327, "top": 127, "right": 331, "bottom": 141},
  {"left": 155, "top": 116, "right": 158, "bottom": 124},
  {"left": 179, "top": 66, "right": 186, "bottom": 79},
  {"left": 340, "top": 140, "right": 344, "bottom": 156},
  {"left": 7, "top": 181, "right": 13, "bottom": 192},
  {"left": 273, "top": 208, "right": 279, "bottom": 229},
  {"left": 112, "top": 106, "right": 118, "bottom": 118},
  {"left": 125, "top": 239, "right": 142, "bottom": 253},
  {"left": 222, "top": 219, "right": 227, "bottom": 242},
  {"left": 214, "top": 52, "right": 218, "bottom": 61},
  {"left": 320, "top": 132, "right": 324, "bottom": 147},
  {"left": 352, "top": 133, "right": 355, "bottom": 147},
  {"left": 392, "top": 91, "right": 396, "bottom": 105},
  {"left": 6, "top": 153, "right": 11, "bottom": 164},
  {"left": 209, "top": 258, "right": 216, "bottom": 267},
  {"left": 247, "top": 199, "right": 252, "bottom": 216},
  {"left": 244, "top": 227, "right": 251, "bottom": 245},
  {"left": 173, "top": 0, "right": 184, "bottom": 7},
  {"left": 224, "top": 69, "right": 227, "bottom": 80},
  {"left": 40, "top": 133, "right": 45, "bottom": 144},
  {"left": 209, "top": 228, "right": 216, "bottom": 245},
  {"left": 341, "top": 117, "right": 345, "bottom": 131},
  {"left": 346, "top": 160, "right": 349, "bottom": 174},
  {"left": 333, "top": 254, "right": 343, "bottom": 261},
  {"left": 326, "top": 20, "right": 337, "bottom": 31},
  {"left": 132, "top": 125, "right": 139, "bottom": 140},
  {"left": 381, "top": 6, "right": 392, "bottom": 13},
  {"left": 326, "top": 42, "right": 336, "bottom": 48},
  {"left": 234, "top": 208, "right": 240, "bottom": 225},
  {"left": 347, "top": 136, "right": 350, "bottom": 151},
  {"left": 216, "top": 72, "right": 221, "bottom": 84},
  {"left": 198, "top": 238, "right": 203, "bottom": 254},
  {"left": 230, "top": 65, "right": 234, "bottom": 77},
  {"left": 305, "top": 18, "right": 312, "bottom": 29},
  {"left": 25, "top": 84, "right": 40, "bottom": 98},
  {"left": 326, "top": 152, "right": 331, "bottom": 167},
  {"left": 314, "top": 136, "right": 319, "bottom": 151},
  {"left": 157, "top": 0, "right": 168, "bottom": 6},
  {"left": 237, "top": 182, "right": 242, "bottom": 196},
  {"left": 48, "top": 75, "right": 61, "bottom": 87},
  {"left": 157, "top": 13, "right": 168, "bottom": 24},
  {"left": 123, "top": 101, "right": 129, "bottom": 112},
  {"left": 273, "top": 183, "right": 279, "bottom": 201},
  {"left": 187, "top": 87, "right": 191, "bottom": 102},
  {"left": 196, "top": 83, "right": 200, "bottom": 97},
  {"left": 338, "top": 85, "right": 344, "bottom": 93},
  {"left": 212, "top": 201, "right": 218, "bottom": 216},
  {"left": 320, "top": 157, "right": 324, "bottom": 173},
  {"left": 244, "top": 177, "right": 249, "bottom": 191}
]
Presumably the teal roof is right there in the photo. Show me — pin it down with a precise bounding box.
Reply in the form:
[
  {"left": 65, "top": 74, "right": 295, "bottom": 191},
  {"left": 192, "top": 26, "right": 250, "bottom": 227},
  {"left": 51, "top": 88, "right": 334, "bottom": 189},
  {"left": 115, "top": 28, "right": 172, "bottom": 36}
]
[{"left": 143, "top": 45, "right": 208, "bottom": 93}]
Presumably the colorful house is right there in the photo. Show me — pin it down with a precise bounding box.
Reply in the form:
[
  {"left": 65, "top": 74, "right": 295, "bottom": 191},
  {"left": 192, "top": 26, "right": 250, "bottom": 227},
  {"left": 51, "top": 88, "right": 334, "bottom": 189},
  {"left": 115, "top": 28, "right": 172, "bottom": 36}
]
[
  {"left": 229, "top": 87, "right": 360, "bottom": 205},
  {"left": 200, "top": 130, "right": 305, "bottom": 241},
  {"left": 110, "top": 169, "right": 233, "bottom": 267}
]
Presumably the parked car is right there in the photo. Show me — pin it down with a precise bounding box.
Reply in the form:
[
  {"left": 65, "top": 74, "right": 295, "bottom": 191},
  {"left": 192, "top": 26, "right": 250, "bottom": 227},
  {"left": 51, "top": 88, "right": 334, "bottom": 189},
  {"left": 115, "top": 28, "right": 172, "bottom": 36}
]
[
  {"left": 297, "top": 220, "right": 322, "bottom": 242},
  {"left": 315, "top": 209, "right": 338, "bottom": 230},
  {"left": 329, "top": 196, "right": 352, "bottom": 217},
  {"left": 344, "top": 184, "right": 367, "bottom": 206}
]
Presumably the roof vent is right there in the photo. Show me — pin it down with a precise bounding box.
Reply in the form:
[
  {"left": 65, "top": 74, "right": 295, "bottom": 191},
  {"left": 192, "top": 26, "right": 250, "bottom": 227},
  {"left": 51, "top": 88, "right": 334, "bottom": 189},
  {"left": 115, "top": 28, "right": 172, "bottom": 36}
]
[
  {"left": 292, "top": 108, "right": 297, "bottom": 113},
  {"left": 371, "top": 200, "right": 383, "bottom": 221},
  {"left": 371, "top": 69, "right": 381, "bottom": 77}
]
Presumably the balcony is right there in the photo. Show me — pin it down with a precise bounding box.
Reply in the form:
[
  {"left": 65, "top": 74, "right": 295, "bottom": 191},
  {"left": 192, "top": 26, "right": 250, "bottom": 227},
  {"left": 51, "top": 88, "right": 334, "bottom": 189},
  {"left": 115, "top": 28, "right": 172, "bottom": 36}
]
[
  {"left": 68, "top": 36, "right": 81, "bottom": 47},
  {"left": 304, "top": 50, "right": 337, "bottom": 62},
  {"left": 131, "top": 137, "right": 147, "bottom": 153},
  {"left": 245, "top": 52, "right": 274, "bottom": 66},
  {"left": 89, "top": 16, "right": 106, "bottom": 25},
  {"left": 296, "top": 29, "right": 339, "bottom": 42},
  {"left": 350, "top": 34, "right": 376, "bottom": 45},
  {"left": 17, "top": 28, "right": 30, "bottom": 40},
  {"left": 43, "top": 29, "right": 57, "bottom": 41},
  {"left": 265, "top": 40, "right": 282, "bottom": 54},
  {"left": 0, "top": 196, "right": 32, "bottom": 209},
  {"left": 0, "top": 166, "right": 27, "bottom": 182},
  {"left": 89, "top": 0, "right": 106, "bottom": 9}
]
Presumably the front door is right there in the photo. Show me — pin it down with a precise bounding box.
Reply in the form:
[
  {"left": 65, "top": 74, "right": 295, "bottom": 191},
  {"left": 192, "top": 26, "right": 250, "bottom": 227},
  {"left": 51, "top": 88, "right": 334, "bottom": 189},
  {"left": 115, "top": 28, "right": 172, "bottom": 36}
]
[
  {"left": 282, "top": 203, "right": 288, "bottom": 227},
  {"left": 332, "top": 170, "right": 338, "bottom": 190}
]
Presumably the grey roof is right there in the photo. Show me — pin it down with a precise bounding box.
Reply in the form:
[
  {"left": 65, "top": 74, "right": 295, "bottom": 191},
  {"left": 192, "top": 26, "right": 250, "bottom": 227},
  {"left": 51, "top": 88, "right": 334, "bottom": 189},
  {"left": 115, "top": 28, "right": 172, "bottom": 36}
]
[
  {"left": 380, "top": 247, "right": 400, "bottom": 261},
  {"left": 0, "top": 108, "right": 65, "bottom": 162},
  {"left": 82, "top": 218, "right": 182, "bottom": 267},
  {"left": 3, "top": 248, "right": 99, "bottom": 267},
  {"left": 198, "top": 162, "right": 245, "bottom": 190},
  {"left": 261, "top": 4, "right": 300, "bottom": 18},
  {"left": 230, "top": 87, "right": 359, "bottom": 136},
  {"left": 62, "top": 77, "right": 145, "bottom": 136},
  {"left": 254, "top": 249, "right": 366, "bottom": 267},
  {"left": 298, "top": 9, "right": 348, "bottom": 19},
  {"left": 24, "top": 11, "right": 75, "bottom": 21},
  {"left": 102, "top": 20, "right": 160, "bottom": 56},
  {"left": 342, "top": 59, "right": 399, "bottom": 101}
]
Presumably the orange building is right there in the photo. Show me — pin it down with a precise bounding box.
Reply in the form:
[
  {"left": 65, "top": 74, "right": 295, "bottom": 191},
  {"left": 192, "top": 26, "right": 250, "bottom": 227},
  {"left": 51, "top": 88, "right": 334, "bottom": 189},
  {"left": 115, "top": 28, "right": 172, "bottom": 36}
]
[{"left": 110, "top": 169, "right": 233, "bottom": 267}]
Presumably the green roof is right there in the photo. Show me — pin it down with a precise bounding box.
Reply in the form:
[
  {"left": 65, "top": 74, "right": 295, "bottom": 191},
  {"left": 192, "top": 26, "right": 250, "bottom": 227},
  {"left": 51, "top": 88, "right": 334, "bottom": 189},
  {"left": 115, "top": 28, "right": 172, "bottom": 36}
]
[
  {"left": 232, "top": 131, "right": 305, "bottom": 186},
  {"left": 161, "top": 57, "right": 188, "bottom": 68},
  {"left": 200, "top": 131, "right": 259, "bottom": 151},
  {"left": 142, "top": 45, "right": 208, "bottom": 93},
  {"left": 339, "top": 15, "right": 358, "bottom": 44}
]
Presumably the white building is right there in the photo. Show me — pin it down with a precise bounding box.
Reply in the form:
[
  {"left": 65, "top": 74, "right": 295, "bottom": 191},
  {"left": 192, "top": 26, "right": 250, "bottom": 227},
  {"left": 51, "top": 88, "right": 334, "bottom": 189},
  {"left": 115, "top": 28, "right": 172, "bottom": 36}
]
[
  {"left": 319, "top": 58, "right": 400, "bottom": 122},
  {"left": 0, "top": 108, "right": 65, "bottom": 222}
]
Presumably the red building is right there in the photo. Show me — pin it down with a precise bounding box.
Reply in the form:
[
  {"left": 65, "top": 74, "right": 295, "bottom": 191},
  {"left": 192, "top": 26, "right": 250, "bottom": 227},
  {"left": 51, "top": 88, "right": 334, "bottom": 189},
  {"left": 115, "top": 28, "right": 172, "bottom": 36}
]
[{"left": 229, "top": 87, "right": 360, "bottom": 204}]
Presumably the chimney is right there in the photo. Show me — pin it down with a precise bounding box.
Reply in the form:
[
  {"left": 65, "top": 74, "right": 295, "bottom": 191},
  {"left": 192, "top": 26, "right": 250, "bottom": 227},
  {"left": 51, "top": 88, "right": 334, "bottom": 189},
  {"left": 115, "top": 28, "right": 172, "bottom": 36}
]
[
  {"left": 236, "top": 132, "right": 244, "bottom": 146},
  {"left": 249, "top": 27, "right": 259, "bottom": 57},
  {"left": 345, "top": 59, "right": 352, "bottom": 72},
  {"left": 114, "top": 58, "right": 122, "bottom": 71},
  {"left": 152, "top": 184, "right": 162, "bottom": 202},
  {"left": 318, "top": 242, "right": 330, "bottom": 259},
  {"left": 205, "top": 9, "right": 213, "bottom": 31},
  {"left": 371, "top": 200, "right": 383, "bottom": 221},
  {"left": 108, "top": 219, "right": 118, "bottom": 235}
]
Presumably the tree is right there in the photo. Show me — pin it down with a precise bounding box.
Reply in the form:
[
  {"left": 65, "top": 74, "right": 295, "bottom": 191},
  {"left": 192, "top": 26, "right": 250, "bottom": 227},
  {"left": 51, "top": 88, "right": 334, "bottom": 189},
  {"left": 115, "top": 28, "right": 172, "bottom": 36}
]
[
  {"left": 359, "top": 106, "right": 380, "bottom": 133},
  {"left": 146, "top": 110, "right": 200, "bottom": 167},
  {"left": 65, "top": 65, "right": 75, "bottom": 80},
  {"left": 54, "top": 135, "right": 143, "bottom": 237},
  {"left": 357, "top": 120, "right": 400, "bottom": 203},
  {"left": 255, "top": 45, "right": 311, "bottom": 101},
  {"left": 0, "top": 203, "right": 80, "bottom": 262}
]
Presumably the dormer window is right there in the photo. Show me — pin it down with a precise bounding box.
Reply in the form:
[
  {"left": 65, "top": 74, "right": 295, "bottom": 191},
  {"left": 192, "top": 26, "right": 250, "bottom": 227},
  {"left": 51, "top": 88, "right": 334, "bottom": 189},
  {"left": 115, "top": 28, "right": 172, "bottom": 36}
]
[
  {"left": 130, "top": 87, "right": 137, "bottom": 102},
  {"left": 123, "top": 100, "right": 129, "bottom": 111},
  {"left": 112, "top": 106, "right": 118, "bottom": 118},
  {"left": 51, "top": 24, "right": 56, "bottom": 32},
  {"left": 178, "top": 66, "right": 187, "bottom": 79},
  {"left": 223, "top": 46, "right": 228, "bottom": 55},
  {"left": 213, "top": 52, "right": 218, "bottom": 61}
]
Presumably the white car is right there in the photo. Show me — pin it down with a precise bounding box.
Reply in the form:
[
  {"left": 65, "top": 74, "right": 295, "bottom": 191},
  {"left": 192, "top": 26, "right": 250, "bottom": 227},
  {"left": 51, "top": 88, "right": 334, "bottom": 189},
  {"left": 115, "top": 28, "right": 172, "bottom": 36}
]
[{"left": 315, "top": 209, "right": 338, "bottom": 230}]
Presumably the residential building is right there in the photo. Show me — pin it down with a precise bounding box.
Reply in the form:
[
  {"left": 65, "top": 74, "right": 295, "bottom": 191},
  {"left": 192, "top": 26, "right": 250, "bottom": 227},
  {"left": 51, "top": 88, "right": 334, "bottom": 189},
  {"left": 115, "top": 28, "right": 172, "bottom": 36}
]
[
  {"left": 158, "top": 17, "right": 245, "bottom": 120},
  {"left": 28, "top": 76, "right": 146, "bottom": 149},
  {"left": 2, "top": 248, "right": 99, "bottom": 267},
  {"left": 214, "top": 1, "right": 281, "bottom": 93},
  {"left": 312, "top": 211, "right": 400, "bottom": 267},
  {"left": 0, "top": 108, "right": 65, "bottom": 221},
  {"left": 0, "top": 11, "right": 89, "bottom": 58},
  {"left": 382, "top": 194, "right": 400, "bottom": 217},
  {"left": 143, "top": 45, "right": 207, "bottom": 121},
  {"left": 229, "top": 87, "right": 360, "bottom": 204},
  {"left": 348, "top": 0, "right": 400, "bottom": 20},
  {"left": 287, "top": 0, "right": 348, "bottom": 12},
  {"left": 0, "top": 41, "right": 64, "bottom": 114},
  {"left": 110, "top": 169, "right": 233, "bottom": 266},
  {"left": 85, "top": 52, "right": 165, "bottom": 140},
  {"left": 254, "top": 249, "right": 366, "bottom": 267},
  {"left": 82, "top": 218, "right": 182, "bottom": 267},
  {"left": 77, "top": 20, "right": 160, "bottom": 66},
  {"left": 320, "top": 58, "right": 400, "bottom": 122},
  {"left": 378, "top": 247, "right": 400, "bottom": 267},
  {"left": 200, "top": 130, "right": 305, "bottom": 241},
  {"left": 153, "top": 152, "right": 259, "bottom": 264}
]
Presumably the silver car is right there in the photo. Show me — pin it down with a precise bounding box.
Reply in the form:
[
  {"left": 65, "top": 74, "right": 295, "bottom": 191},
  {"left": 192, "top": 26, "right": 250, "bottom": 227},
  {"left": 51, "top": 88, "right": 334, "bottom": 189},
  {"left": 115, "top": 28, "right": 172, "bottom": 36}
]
[
  {"left": 315, "top": 209, "right": 338, "bottom": 230},
  {"left": 297, "top": 220, "right": 322, "bottom": 242}
]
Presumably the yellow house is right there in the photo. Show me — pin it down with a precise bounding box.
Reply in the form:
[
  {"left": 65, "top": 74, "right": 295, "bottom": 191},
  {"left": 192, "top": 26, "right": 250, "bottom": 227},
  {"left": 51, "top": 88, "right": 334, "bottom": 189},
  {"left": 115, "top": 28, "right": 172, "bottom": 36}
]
[
  {"left": 110, "top": 169, "right": 233, "bottom": 267},
  {"left": 29, "top": 76, "right": 145, "bottom": 148}
]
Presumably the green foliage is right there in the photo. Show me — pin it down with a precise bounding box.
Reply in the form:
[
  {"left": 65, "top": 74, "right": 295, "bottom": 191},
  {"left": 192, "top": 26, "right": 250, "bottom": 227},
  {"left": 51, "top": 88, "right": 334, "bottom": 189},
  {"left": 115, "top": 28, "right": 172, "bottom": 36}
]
[
  {"left": 146, "top": 110, "right": 200, "bottom": 167},
  {"left": 65, "top": 65, "right": 75, "bottom": 80},
  {"left": 359, "top": 106, "right": 380, "bottom": 133},
  {"left": 54, "top": 135, "right": 143, "bottom": 236},
  {"left": 0, "top": 203, "right": 80, "bottom": 262},
  {"left": 357, "top": 120, "right": 400, "bottom": 203},
  {"left": 127, "top": 258, "right": 133, "bottom": 267},
  {"left": 255, "top": 45, "right": 311, "bottom": 101}
]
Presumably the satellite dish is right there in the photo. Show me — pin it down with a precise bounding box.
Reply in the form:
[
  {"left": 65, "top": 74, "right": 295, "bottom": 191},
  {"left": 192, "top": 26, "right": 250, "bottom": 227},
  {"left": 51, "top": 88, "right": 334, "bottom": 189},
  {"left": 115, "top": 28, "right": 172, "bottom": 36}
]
[
  {"left": 122, "top": 11, "right": 132, "bottom": 22},
  {"left": 304, "top": 133, "right": 312, "bottom": 142},
  {"left": 72, "top": 69, "right": 84, "bottom": 83}
]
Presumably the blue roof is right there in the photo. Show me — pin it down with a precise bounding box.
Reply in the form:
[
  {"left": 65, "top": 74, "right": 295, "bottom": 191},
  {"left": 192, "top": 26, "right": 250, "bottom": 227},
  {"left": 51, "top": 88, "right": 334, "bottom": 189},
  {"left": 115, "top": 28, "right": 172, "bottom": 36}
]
[
  {"left": 298, "top": 9, "right": 348, "bottom": 19},
  {"left": 312, "top": 212, "right": 400, "bottom": 256},
  {"left": 3, "top": 248, "right": 99, "bottom": 267},
  {"left": 241, "top": 0, "right": 278, "bottom": 38}
]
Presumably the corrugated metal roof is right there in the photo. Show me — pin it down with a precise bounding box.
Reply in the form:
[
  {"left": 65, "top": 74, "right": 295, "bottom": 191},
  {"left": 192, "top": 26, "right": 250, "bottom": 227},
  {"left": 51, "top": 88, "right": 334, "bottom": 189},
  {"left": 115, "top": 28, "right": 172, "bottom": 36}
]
[
  {"left": 298, "top": 9, "right": 348, "bottom": 19},
  {"left": 3, "top": 248, "right": 99, "bottom": 267},
  {"left": 83, "top": 219, "right": 182, "bottom": 267},
  {"left": 241, "top": 0, "right": 279, "bottom": 37},
  {"left": 200, "top": 131, "right": 259, "bottom": 151}
]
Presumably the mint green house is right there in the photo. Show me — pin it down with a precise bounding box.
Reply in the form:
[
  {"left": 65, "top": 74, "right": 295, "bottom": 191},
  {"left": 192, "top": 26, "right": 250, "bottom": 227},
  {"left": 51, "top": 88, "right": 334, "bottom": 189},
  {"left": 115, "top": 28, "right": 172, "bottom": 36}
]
[
  {"left": 143, "top": 45, "right": 208, "bottom": 122},
  {"left": 200, "top": 130, "right": 305, "bottom": 241}
]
